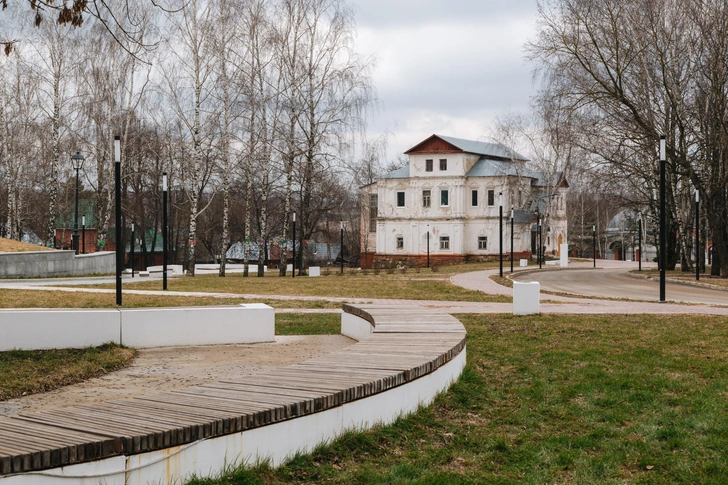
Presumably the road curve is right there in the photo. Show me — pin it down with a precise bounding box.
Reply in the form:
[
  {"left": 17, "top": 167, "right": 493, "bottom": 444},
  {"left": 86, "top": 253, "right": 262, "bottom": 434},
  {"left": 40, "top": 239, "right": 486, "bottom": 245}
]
[{"left": 513, "top": 268, "right": 728, "bottom": 306}]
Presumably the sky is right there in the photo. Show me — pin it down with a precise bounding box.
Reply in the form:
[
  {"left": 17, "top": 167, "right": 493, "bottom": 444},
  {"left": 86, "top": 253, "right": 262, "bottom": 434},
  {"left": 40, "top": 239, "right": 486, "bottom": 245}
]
[{"left": 352, "top": 0, "right": 540, "bottom": 160}]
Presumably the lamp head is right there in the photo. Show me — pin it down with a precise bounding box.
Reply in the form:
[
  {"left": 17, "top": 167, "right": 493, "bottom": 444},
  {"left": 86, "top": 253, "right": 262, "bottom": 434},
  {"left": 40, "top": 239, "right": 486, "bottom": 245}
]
[{"left": 70, "top": 152, "right": 84, "bottom": 170}]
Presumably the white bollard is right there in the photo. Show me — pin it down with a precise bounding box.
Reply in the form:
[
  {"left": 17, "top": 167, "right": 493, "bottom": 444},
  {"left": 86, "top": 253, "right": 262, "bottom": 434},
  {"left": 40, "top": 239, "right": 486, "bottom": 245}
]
[
  {"left": 513, "top": 281, "right": 540, "bottom": 315},
  {"left": 520, "top": 259, "right": 528, "bottom": 267},
  {"left": 560, "top": 243, "right": 569, "bottom": 268},
  {"left": 309, "top": 266, "right": 321, "bottom": 277}
]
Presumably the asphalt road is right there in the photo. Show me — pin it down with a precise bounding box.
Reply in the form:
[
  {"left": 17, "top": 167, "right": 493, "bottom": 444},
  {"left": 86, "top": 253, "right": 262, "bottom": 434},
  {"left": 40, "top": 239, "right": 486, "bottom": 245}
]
[{"left": 514, "top": 267, "right": 728, "bottom": 306}]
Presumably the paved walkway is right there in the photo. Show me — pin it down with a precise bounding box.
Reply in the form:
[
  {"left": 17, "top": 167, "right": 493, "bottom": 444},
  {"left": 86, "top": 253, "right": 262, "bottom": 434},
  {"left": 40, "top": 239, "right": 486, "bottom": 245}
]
[{"left": 3, "top": 260, "right": 727, "bottom": 315}]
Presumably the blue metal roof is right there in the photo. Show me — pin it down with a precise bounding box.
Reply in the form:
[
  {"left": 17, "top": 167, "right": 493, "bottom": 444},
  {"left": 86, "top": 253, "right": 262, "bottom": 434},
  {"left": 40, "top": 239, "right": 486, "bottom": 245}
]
[
  {"left": 379, "top": 165, "right": 410, "bottom": 179},
  {"left": 438, "top": 135, "right": 529, "bottom": 161}
]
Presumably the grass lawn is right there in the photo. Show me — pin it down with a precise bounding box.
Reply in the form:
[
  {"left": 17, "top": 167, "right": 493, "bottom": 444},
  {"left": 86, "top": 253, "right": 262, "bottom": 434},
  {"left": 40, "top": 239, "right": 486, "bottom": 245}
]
[
  {"left": 0, "top": 344, "right": 134, "bottom": 400},
  {"left": 94, "top": 270, "right": 508, "bottom": 303},
  {"left": 0, "top": 289, "right": 342, "bottom": 309},
  {"left": 275, "top": 313, "right": 341, "bottom": 335},
  {"left": 190, "top": 313, "right": 728, "bottom": 484}
]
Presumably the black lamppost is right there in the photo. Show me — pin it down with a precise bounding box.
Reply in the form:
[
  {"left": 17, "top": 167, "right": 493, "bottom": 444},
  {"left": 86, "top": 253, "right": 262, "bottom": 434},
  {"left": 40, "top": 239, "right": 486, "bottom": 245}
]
[
  {"left": 340, "top": 220, "right": 344, "bottom": 275},
  {"left": 659, "top": 135, "right": 666, "bottom": 302},
  {"left": 538, "top": 216, "right": 542, "bottom": 269},
  {"left": 292, "top": 212, "right": 296, "bottom": 279},
  {"left": 114, "top": 136, "right": 122, "bottom": 306},
  {"left": 510, "top": 207, "right": 514, "bottom": 273},
  {"left": 81, "top": 215, "right": 86, "bottom": 254},
  {"left": 695, "top": 189, "right": 700, "bottom": 281},
  {"left": 426, "top": 224, "right": 430, "bottom": 268},
  {"left": 130, "top": 222, "right": 135, "bottom": 278},
  {"left": 162, "top": 172, "right": 168, "bottom": 291},
  {"left": 638, "top": 215, "right": 642, "bottom": 271},
  {"left": 70, "top": 152, "right": 84, "bottom": 255},
  {"left": 593, "top": 225, "right": 596, "bottom": 268},
  {"left": 499, "top": 192, "right": 503, "bottom": 278}
]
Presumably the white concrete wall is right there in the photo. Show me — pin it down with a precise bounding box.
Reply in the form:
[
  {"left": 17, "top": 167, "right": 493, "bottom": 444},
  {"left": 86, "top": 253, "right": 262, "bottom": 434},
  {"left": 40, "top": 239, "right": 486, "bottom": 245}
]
[
  {"left": 340, "top": 312, "right": 373, "bottom": 341},
  {"left": 0, "top": 309, "right": 121, "bottom": 351},
  {"left": 0, "top": 348, "right": 466, "bottom": 485},
  {"left": 121, "top": 304, "right": 274, "bottom": 348},
  {"left": 0, "top": 305, "right": 274, "bottom": 351}
]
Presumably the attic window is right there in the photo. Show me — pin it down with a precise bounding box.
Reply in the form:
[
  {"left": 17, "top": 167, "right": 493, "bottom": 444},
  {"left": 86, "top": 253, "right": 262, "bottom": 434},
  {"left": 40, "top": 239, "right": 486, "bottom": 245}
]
[
  {"left": 439, "top": 159, "right": 447, "bottom": 171},
  {"left": 425, "top": 159, "right": 433, "bottom": 172}
]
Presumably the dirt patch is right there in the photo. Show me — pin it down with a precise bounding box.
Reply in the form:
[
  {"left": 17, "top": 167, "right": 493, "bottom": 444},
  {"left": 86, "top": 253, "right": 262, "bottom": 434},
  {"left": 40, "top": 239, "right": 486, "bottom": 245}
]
[{"left": 0, "top": 335, "right": 354, "bottom": 417}]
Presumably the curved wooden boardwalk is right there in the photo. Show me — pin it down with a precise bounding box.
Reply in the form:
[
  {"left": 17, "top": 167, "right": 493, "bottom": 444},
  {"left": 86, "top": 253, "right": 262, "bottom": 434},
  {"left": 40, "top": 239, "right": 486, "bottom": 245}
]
[{"left": 0, "top": 304, "right": 466, "bottom": 480}]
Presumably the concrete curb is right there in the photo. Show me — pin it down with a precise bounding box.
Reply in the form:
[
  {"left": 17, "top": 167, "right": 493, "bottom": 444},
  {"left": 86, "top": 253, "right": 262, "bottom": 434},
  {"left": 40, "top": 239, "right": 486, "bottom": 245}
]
[{"left": 624, "top": 271, "right": 728, "bottom": 293}]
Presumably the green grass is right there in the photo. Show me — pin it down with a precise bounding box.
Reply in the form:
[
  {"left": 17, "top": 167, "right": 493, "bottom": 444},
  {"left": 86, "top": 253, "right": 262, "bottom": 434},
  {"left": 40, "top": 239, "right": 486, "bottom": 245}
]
[
  {"left": 0, "top": 344, "right": 135, "bottom": 400},
  {"left": 92, "top": 271, "right": 508, "bottom": 302},
  {"left": 275, "top": 313, "right": 341, "bottom": 335},
  {"left": 189, "top": 313, "right": 728, "bottom": 484}
]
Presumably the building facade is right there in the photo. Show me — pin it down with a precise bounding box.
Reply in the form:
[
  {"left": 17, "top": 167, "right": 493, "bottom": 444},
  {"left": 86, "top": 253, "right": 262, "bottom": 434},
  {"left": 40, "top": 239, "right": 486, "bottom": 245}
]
[{"left": 360, "top": 134, "right": 568, "bottom": 268}]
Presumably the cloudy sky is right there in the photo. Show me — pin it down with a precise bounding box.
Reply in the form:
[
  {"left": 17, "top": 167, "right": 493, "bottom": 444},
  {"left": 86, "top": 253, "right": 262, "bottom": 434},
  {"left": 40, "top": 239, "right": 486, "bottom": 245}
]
[{"left": 352, "top": 0, "right": 540, "bottom": 159}]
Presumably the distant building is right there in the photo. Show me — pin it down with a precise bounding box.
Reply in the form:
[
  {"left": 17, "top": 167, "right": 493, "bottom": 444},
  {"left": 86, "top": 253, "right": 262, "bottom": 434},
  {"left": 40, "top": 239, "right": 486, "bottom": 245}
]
[{"left": 360, "top": 134, "right": 569, "bottom": 268}]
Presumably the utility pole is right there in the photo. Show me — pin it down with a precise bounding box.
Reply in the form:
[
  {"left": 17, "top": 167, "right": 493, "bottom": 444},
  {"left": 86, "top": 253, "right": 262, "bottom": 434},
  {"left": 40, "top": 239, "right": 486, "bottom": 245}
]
[
  {"left": 292, "top": 212, "right": 296, "bottom": 279},
  {"left": 593, "top": 225, "right": 596, "bottom": 268}
]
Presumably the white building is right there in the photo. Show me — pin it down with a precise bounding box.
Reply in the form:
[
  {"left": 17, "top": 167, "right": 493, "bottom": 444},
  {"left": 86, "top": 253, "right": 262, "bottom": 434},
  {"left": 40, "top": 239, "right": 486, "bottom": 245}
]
[{"left": 360, "top": 134, "right": 569, "bottom": 268}]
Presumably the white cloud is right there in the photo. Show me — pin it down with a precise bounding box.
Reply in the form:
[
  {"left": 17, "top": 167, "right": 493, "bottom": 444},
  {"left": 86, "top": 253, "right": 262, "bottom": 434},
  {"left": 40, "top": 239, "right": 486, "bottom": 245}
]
[{"left": 352, "top": 0, "right": 539, "bottom": 158}]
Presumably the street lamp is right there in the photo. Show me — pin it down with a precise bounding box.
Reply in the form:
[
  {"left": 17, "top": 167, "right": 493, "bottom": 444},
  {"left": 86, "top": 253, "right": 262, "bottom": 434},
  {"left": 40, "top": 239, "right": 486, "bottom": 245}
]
[
  {"left": 659, "top": 135, "right": 666, "bottom": 302},
  {"left": 70, "top": 152, "right": 84, "bottom": 255},
  {"left": 499, "top": 192, "right": 503, "bottom": 278},
  {"left": 340, "top": 220, "right": 344, "bottom": 275},
  {"left": 114, "top": 136, "right": 122, "bottom": 306},
  {"left": 81, "top": 215, "right": 86, "bottom": 254},
  {"left": 510, "top": 207, "right": 514, "bottom": 273},
  {"left": 593, "top": 225, "right": 596, "bottom": 268},
  {"left": 695, "top": 189, "right": 700, "bottom": 281},
  {"left": 538, "top": 214, "right": 543, "bottom": 269},
  {"left": 638, "top": 214, "right": 642, "bottom": 271},
  {"left": 162, "top": 172, "right": 168, "bottom": 291},
  {"left": 292, "top": 212, "right": 296, "bottom": 279},
  {"left": 426, "top": 224, "right": 430, "bottom": 268},
  {"left": 130, "top": 222, "right": 135, "bottom": 278}
]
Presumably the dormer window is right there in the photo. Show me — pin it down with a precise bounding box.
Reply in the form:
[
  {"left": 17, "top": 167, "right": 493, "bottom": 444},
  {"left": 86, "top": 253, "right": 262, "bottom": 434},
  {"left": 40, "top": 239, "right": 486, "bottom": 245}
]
[
  {"left": 439, "top": 159, "right": 447, "bottom": 171},
  {"left": 425, "top": 159, "right": 433, "bottom": 172}
]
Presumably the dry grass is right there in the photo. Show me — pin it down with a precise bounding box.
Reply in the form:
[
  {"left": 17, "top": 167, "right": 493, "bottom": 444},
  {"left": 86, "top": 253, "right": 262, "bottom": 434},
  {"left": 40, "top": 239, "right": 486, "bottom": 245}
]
[
  {"left": 0, "top": 237, "right": 53, "bottom": 253},
  {"left": 0, "top": 289, "right": 342, "bottom": 309},
  {"left": 87, "top": 271, "right": 509, "bottom": 303},
  {"left": 0, "top": 344, "right": 135, "bottom": 401}
]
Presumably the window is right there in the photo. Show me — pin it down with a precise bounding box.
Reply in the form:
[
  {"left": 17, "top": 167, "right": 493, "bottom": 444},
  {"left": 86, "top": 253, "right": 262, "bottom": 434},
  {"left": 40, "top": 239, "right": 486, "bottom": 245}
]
[
  {"left": 396, "top": 191, "right": 405, "bottom": 207},
  {"left": 478, "top": 236, "right": 488, "bottom": 250},
  {"left": 487, "top": 189, "right": 495, "bottom": 206},
  {"left": 369, "top": 194, "right": 378, "bottom": 232},
  {"left": 440, "top": 236, "right": 450, "bottom": 250},
  {"left": 425, "top": 159, "right": 433, "bottom": 172},
  {"left": 396, "top": 236, "right": 404, "bottom": 249},
  {"left": 471, "top": 190, "right": 478, "bottom": 207},
  {"left": 440, "top": 189, "right": 449, "bottom": 207},
  {"left": 439, "top": 159, "right": 447, "bottom": 171},
  {"left": 423, "top": 189, "right": 431, "bottom": 208}
]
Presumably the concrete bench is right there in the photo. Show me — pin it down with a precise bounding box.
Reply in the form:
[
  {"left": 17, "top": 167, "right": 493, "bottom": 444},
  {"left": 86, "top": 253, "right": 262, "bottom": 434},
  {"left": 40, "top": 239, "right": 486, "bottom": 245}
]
[{"left": 0, "top": 304, "right": 466, "bottom": 483}]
